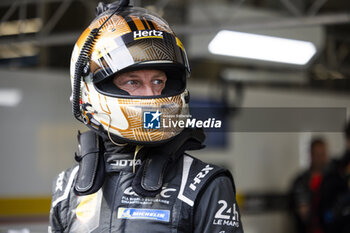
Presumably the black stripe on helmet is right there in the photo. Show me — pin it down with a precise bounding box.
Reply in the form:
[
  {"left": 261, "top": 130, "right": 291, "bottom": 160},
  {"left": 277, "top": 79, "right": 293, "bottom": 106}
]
[
  {"left": 142, "top": 16, "right": 156, "bottom": 30},
  {"left": 138, "top": 16, "right": 150, "bottom": 30},
  {"left": 120, "top": 13, "right": 138, "bottom": 31}
]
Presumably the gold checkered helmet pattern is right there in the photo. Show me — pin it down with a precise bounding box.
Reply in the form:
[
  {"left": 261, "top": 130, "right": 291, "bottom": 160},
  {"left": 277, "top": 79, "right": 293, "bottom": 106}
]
[{"left": 70, "top": 6, "right": 190, "bottom": 145}]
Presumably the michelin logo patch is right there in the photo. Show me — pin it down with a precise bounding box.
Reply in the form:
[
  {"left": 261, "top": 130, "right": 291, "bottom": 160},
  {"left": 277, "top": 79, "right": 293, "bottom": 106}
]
[{"left": 117, "top": 208, "right": 170, "bottom": 222}]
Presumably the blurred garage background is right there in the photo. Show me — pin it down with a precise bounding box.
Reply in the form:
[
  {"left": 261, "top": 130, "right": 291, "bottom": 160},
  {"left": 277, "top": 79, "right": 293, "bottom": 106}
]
[{"left": 1, "top": 0, "right": 350, "bottom": 232}]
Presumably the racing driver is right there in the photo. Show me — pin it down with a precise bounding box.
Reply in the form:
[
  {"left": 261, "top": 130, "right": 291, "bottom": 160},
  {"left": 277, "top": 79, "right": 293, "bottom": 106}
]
[{"left": 49, "top": 1, "right": 243, "bottom": 232}]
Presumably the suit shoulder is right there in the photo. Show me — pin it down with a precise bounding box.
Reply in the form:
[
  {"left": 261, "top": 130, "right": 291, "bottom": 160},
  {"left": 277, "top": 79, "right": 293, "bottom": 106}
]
[{"left": 51, "top": 165, "right": 79, "bottom": 208}]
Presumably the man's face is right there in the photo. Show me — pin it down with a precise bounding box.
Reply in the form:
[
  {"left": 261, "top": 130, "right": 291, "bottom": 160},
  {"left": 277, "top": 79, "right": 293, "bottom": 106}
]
[
  {"left": 311, "top": 143, "right": 328, "bottom": 171},
  {"left": 113, "top": 69, "right": 167, "bottom": 96}
]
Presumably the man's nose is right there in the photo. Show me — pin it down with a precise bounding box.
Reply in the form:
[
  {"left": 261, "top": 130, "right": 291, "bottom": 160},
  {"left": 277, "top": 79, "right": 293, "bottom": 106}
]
[{"left": 140, "top": 84, "right": 158, "bottom": 96}]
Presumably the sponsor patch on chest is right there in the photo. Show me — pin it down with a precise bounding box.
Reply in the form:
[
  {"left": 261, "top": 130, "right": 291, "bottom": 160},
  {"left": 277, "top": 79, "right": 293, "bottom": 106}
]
[
  {"left": 117, "top": 208, "right": 170, "bottom": 222},
  {"left": 121, "top": 186, "right": 177, "bottom": 205}
]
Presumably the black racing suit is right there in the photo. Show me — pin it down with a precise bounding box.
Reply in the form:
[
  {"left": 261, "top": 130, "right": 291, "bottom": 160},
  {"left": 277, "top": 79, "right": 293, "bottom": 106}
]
[
  {"left": 289, "top": 170, "right": 324, "bottom": 233},
  {"left": 49, "top": 131, "right": 243, "bottom": 233},
  {"left": 319, "top": 150, "right": 350, "bottom": 233}
]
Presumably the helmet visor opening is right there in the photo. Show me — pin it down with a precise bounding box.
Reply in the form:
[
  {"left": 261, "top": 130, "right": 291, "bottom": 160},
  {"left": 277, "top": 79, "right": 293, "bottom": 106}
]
[{"left": 94, "top": 64, "right": 186, "bottom": 98}]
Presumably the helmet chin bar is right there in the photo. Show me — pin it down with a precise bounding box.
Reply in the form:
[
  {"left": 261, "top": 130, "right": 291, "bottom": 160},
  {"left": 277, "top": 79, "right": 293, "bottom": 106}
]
[{"left": 80, "top": 100, "right": 186, "bottom": 147}]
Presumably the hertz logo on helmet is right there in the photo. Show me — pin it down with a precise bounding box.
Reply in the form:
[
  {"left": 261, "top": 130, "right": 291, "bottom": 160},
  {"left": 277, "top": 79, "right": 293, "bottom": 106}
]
[{"left": 134, "top": 30, "right": 164, "bottom": 40}]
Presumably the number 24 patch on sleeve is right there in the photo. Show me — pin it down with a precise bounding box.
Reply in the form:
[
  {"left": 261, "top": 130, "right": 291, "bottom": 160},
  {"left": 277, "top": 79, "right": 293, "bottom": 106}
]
[{"left": 213, "top": 200, "right": 240, "bottom": 228}]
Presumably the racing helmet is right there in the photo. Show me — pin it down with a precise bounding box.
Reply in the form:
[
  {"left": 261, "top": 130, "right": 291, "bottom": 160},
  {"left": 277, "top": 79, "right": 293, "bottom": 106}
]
[{"left": 70, "top": 2, "right": 190, "bottom": 145}]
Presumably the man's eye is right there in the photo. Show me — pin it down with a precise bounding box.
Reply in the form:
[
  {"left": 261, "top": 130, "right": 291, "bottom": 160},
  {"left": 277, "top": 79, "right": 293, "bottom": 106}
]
[
  {"left": 153, "top": 79, "right": 164, "bottom": 85},
  {"left": 126, "top": 80, "right": 137, "bottom": 85}
]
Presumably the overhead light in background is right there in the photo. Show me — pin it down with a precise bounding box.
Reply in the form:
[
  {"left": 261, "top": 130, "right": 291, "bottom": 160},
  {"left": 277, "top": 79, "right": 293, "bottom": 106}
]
[
  {"left": 0, "top": 89, "right": 23, "bottom": 107},
  {"left": 208, "top": 30, "right": 317, "bottom": 65}
]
